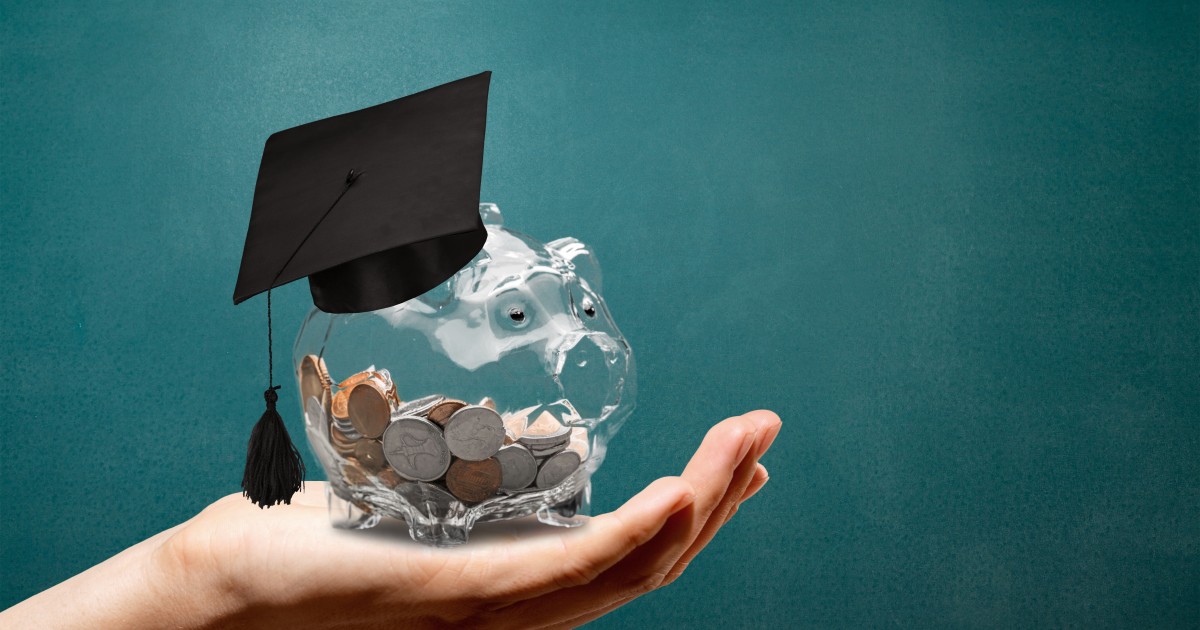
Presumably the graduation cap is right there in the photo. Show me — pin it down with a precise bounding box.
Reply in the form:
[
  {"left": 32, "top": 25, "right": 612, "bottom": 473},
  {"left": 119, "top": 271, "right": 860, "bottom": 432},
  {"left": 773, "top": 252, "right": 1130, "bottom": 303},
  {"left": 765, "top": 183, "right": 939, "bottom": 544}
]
[{"left": 233, "top": 71, "right": 492, "bottom": 507}]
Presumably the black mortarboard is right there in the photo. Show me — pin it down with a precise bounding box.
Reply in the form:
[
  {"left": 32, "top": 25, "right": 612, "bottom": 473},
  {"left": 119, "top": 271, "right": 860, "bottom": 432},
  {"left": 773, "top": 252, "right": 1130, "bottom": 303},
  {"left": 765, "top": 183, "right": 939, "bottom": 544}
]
[{"left": 232, "top": 71, "right": 492, "bottom": 507}]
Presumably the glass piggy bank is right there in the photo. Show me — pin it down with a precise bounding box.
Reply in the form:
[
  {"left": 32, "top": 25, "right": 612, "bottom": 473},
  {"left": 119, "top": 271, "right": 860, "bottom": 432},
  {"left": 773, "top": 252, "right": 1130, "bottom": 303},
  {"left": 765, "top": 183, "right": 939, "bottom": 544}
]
[{"left": 293, "top": 203, "right": 635, "bottom": 546}]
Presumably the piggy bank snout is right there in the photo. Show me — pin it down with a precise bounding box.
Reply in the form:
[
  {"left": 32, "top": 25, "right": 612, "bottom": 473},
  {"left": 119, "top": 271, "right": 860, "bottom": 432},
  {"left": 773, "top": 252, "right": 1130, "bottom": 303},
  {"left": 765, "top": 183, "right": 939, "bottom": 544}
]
[{"left": 553, "top": 331, "right": 630, "bottom": 422}]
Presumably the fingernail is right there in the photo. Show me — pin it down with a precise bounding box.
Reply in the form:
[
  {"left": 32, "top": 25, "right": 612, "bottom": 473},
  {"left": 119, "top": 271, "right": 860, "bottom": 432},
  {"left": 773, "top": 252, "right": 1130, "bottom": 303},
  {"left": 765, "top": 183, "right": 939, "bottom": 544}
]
[
  {"left": 738, "top": 429, "right": 757, "bottom": 460},
  {"left": 756, "top": 423, "right": 781, "bottom": 457}
]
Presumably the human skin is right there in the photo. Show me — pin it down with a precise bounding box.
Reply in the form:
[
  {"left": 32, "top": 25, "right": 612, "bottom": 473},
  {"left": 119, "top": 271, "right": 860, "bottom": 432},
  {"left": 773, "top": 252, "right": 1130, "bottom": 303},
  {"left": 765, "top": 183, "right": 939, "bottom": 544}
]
[{"left": 2, "top": 410, "right": 781, "bottom": 629}]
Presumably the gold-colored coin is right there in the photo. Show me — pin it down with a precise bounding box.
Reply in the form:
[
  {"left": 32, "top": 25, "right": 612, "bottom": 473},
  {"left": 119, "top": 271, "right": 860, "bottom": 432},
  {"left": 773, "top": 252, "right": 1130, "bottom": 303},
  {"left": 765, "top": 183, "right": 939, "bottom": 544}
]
[
  {"left": 348, "top": 380, "right": 391, "bottom": 439},
  {"left": 445, "top": 457, "right": 502, "bottom": 503},
  {"left": 427, "top": 399, "right": 467, "bottom": 426}
]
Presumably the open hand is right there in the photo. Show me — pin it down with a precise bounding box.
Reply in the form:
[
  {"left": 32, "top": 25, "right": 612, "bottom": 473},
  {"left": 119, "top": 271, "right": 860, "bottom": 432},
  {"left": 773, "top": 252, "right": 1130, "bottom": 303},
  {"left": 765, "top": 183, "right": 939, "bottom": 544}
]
[{"left": 2, "top": 410, "right": 780, "bottom": 629}]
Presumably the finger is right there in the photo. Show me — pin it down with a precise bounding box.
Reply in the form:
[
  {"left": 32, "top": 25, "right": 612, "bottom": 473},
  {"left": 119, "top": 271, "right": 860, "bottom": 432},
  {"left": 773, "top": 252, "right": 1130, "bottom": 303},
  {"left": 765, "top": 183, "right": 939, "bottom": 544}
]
[
  {"left": 677, "top": 413, "right": 762, "bottom": 527},
  {"left": 664, "top": 410, "right": 781, "bottom": 585},
  {"left": 525, "top": 497, "right": 702, "bottom": 629},
  {"left": 450, "top": 476, "right": 695, "bottom": 604},
  {"left": 545, "top": 463, "right": 769, "bottom": 629},
  {"left": 514, "top": 414, "right": 765, "bottom": 627},
  {"left": 741, "top": 463, "right": 770, "bottom": 504}
]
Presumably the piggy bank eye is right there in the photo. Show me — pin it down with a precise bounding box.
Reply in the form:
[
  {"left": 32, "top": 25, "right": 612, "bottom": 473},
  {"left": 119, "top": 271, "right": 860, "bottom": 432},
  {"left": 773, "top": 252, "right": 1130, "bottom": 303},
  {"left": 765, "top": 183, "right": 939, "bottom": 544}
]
[
  {"left": 507, "top": 306, "right": 528, "bottom": 325},
  {"left": 581, "top": 297, "right": 596, "bottom": 318}
]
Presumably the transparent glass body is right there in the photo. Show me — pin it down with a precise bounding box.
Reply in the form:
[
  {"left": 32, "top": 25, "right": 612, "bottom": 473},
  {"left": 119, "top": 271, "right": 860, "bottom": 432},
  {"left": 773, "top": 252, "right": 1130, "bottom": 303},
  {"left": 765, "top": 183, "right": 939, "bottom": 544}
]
[{"left": 293, "top": 204, "right": 636, "bottom": 546}]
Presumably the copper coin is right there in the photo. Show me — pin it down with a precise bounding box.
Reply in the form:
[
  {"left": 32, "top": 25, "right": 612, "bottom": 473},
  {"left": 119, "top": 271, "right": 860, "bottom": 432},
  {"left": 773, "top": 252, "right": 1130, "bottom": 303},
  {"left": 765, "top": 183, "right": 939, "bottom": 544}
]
[
  {"left": 341, "top": 457, "right": 370, "bottom": 486},
  {"left": 354, "top": 439, "right": 386, "bottom": 471},
  {"left": 503, "top": 413, "right": 528, "bottom": 441},
  {"left": 427, "top": 399, "right": 466, "bottom": 425},
  {"left": 478, "top": 396, "right": 497, "bottom": 410},
  {"left": 298, "top": 355, "right": 332, "bottom": 408},
  {"left": 445, "top": 457, "right": 502, "bottom": 503},
  {"left": 566, "top": 427, "right": 590, "bottom": 461},
  {"left": 337, "top": 370, "right": 374, "bottom": 390},
  {"left": 348, "top": 380, "right": 391, "bottom": 438},
  {"left": 376, "top": 467, "right": 404, "bottom": 488},
  {"left": 329, "top": 426, "right": 359, "bottom": 457},
  {"left": 525, "top": 410, "right": 565, "bottom": 436},
  {"left": 331, "top": 389, "right": 351, "bottom": 419}
]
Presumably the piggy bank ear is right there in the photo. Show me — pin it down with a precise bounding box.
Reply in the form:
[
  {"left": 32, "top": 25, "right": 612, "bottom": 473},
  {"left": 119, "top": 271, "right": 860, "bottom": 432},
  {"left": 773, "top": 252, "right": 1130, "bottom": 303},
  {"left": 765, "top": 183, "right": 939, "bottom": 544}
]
[{"left": 547, "top": 236, "right": 602, "bottom": 292}]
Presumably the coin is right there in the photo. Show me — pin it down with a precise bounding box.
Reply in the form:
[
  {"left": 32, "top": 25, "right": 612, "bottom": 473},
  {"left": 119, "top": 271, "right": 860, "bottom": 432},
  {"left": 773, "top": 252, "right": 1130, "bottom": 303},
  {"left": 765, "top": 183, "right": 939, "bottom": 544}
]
[
  {"left": 478, "top": 396, "right": 497, "bottom": 410},
  {"left": 518, "top": 418, "right": 571, "bottom": 455},
  {"left": 298, "top": 355, "right": 332, "bottom": 410},
  {"left": 341, "top": 457, "right": 370, "bottom": 486},
  {"left": 525, "top": 410, "right": 564, "bottom": 436},
  {"left": 348, "top": 380, "right": 391, "bottom": 439},
  {"left": 535, "top": 450, "right": 582, "bottom": 489},
  {"left": 495, "top": 444, "right": 538, "bottom": 491},
  {"left": 565, "top": 427, "right": 590, "bottom": 461},
  {"left": 503, "top": 412, "right": 530, "bottom": 439},
  {"left": 443, "top": 405, "right": 506, "bottom": 461},
  {"left": 331, "top": 389, "right": 351, "bottom": 419},
  {"left": 329, "top": 425, "right": 359, "bottom": 457},
  {"left": 382, "top": 415, "right": 451, "bottom": 481},
  {"left": 394, "top": 394, "right": 444, "bottom": 418},
  {"left": 445, "top": 457, "right": 502, "bottom": 503},
  {"left": 337, "top": 369, "right": 375, "bottom": 390},
  {"left": 376, "top": 467, "right": 404, "bottom": 488},
  {"left": 427, "top": 399, "right": 466, "bottom": 425},
  {"left": 354, "top": 438, "right": 386, "bottom": 471},
  {"left": 304, "top": 395, "right": 330, "bottom": 440}
]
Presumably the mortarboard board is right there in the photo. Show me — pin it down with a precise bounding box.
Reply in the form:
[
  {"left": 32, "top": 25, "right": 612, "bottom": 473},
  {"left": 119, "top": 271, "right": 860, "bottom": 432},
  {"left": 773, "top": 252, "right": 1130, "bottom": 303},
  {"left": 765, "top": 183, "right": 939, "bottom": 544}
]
[{"left": 233, "top": 71, "right": 492, "bottom": 508}]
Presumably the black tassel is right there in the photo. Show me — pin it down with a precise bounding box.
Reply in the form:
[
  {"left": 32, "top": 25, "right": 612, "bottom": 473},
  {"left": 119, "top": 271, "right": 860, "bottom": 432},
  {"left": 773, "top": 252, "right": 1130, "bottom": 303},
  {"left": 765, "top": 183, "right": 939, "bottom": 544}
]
[
  {"left": 242, "top": 289, "right": 304, "bottom": 508},
  {"left": 242, "top": 386, "right": 305, "bottom": 507}
]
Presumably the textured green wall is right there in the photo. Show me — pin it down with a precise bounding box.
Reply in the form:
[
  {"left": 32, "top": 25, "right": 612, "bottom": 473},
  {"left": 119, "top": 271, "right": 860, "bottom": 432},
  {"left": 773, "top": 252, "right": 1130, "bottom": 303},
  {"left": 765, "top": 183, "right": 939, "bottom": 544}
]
[{"left": 2, "top": 1, "right": 1197, "bottom": 626}]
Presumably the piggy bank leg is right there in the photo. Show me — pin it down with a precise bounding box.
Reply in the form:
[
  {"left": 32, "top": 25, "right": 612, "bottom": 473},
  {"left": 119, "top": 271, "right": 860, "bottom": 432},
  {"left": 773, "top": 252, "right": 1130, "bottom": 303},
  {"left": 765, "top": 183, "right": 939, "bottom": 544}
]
[
  {"left": 406, "top": 517, "right": 471, "bottom": 547},
  {"left": 536, "top": 483, "right": 591, "bottom": 528},
  {"left": 327, "top": 485, "right": 381, "bottom": 530}
]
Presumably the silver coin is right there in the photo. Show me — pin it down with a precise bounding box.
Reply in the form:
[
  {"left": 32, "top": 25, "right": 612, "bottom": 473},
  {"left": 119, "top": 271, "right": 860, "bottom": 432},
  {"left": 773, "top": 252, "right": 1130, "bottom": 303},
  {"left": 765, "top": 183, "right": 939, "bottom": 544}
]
[
  {"left": 394, "top": 394, "right": 445, "bottom": 419},
  {"left": 519, "top": 426, "right": 572, "bottom": 459},
  {"left": 443, "top": 405, "right": 506, "bottom": 461},
  {"left": 495, "top": 444, "right": 538, "bottom": 491},
  {"left": 381, "top": 415, "right": 451, "bottom": 481},
  {"left": 535, "top": 450, "right": 582, "bottom": 489},
  {"left": 526, "top": 440, "right": 570, "bottom": 459},
  {"left": 518, "top": 424, "right": 571, "bottom": 446},
  {"left": 305, "top": 396, "right": 330, "bottom": 441}
]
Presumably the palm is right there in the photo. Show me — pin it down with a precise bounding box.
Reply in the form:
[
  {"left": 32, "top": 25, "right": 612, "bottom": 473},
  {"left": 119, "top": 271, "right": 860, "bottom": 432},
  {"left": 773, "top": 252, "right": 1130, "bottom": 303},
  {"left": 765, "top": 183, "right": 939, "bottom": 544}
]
[{"left": 160, "top": 410, "right": 780, "bottom": 629}]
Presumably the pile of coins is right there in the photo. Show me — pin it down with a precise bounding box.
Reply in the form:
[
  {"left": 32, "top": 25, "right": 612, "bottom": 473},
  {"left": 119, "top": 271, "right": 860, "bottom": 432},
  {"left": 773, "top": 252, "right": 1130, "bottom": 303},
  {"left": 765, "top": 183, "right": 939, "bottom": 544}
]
[{"left": 299, "top": 355, "right": 589, "bottom": 504}]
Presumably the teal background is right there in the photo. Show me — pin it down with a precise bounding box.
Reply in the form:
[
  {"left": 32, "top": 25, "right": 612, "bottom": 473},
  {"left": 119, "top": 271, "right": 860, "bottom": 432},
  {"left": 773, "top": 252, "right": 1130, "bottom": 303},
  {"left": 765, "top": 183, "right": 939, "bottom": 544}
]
[{"left": 2, "top": 1, "right": 1198, "bottom": 626}]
